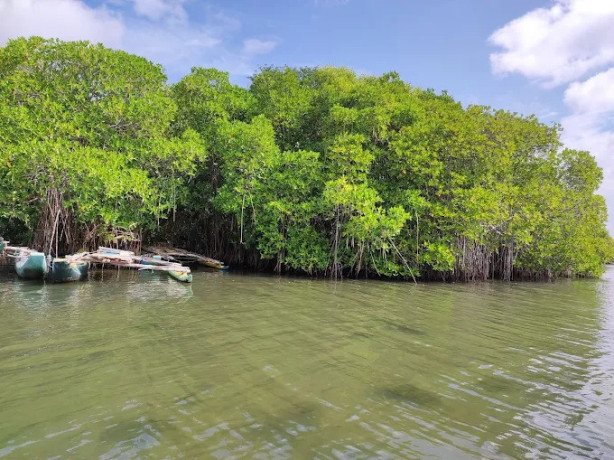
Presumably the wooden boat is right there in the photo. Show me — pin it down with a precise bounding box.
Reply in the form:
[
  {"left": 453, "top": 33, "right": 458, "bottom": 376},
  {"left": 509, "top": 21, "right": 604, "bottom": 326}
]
[
  {"left": 200, "top": 259, "right": 229, "bottom": 270},
  {"left": 48, "top": 258, "right": 89, "bottom": 282},
  {"left": 15, "top": 251, "right": 48, "bottom": 280},
  {"left": 140, "top": 255, "right": 193, "bottom": 283},
  {"left": 168, "top": 270, "right": 193, "bottom": 283}
]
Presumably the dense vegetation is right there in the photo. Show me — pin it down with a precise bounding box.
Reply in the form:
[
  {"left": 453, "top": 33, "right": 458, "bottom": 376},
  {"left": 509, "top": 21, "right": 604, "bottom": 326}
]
[{"left": 1, "top": 38, "right": 612, "bottom": 280}]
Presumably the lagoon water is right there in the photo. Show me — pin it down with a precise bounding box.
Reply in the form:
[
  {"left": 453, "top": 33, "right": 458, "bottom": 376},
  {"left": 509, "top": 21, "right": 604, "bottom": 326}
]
[{"left": 1, "top": 267, "right": 614, "bottom": 458}]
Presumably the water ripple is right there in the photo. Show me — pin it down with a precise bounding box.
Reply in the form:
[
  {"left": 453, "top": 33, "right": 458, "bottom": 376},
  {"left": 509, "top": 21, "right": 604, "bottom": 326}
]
[{"left": 0, "top": 268, "right": 613, "bottom": 458}]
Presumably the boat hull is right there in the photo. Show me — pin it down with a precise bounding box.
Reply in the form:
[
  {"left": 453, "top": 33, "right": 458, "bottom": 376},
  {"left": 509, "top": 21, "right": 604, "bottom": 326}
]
[
  {"left": 169, "top": 270, "right": 193, "bottom": 283},
  {"left": 201, "top": 260, "right": 229, "bottom": 270},
  {"left": 48, "top": 259, "right": 89, "bottom": 282},
  {"left": 15, "top": 252, "right": 48, "bottom": 280}
]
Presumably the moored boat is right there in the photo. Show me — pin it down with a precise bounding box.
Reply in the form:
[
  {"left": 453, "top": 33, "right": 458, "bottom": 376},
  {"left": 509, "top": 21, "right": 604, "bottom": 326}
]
[
  {"left": 200, "top": 260, "right": 229, "bottom": 270},
  {"left": 140, "top": 254, "right": 193, "bottom": 282},
  {"left": 48, "top": 258, "right": 89, "bottom": 282},
  {"left": 15, "top": 251, "right": 48, "bottom": 280},
  {"left": 168, "top": 270, "right": 193, "bottom": 283}
]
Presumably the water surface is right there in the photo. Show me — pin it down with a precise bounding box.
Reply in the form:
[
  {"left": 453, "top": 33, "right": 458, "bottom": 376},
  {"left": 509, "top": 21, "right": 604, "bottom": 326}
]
[{"left": 1, "top": 267, "right": 614, "bottom": 458}]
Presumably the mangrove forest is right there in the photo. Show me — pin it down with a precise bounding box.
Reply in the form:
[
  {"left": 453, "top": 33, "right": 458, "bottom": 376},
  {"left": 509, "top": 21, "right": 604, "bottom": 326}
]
[{"left": 1, "top": 37, "right": 613, "bottom": 281}]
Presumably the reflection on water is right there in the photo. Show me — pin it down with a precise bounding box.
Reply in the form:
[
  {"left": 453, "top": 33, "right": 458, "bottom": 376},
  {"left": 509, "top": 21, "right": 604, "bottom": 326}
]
[{"left": 1, "top": 267, "right": 614, "bottom": 458}]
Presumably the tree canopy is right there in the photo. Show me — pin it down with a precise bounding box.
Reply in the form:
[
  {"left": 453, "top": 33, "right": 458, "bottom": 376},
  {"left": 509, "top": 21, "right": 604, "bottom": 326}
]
[
  {"left": 0, "top": 37, "right": 204, "bottom": 252},
  {"left": 1, "top": 37, "right": 612, "bottom": 280}
]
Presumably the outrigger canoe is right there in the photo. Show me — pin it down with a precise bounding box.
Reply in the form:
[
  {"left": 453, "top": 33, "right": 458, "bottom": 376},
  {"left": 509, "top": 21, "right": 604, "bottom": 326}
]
[
  {"left": 15, "top": 251, "right": 48, "bottom": 280},
  {"left": 140, "top": 255, "right": 193, "bottom": 283},
  {"left": 168, "top": 270, "right": 193, "bottom": 283},
  {"left": 48, "top": 258, "right": 89, "bottom": 282}
]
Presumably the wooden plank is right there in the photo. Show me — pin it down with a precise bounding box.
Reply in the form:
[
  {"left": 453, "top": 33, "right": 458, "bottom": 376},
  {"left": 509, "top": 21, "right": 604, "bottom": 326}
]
[
  {"left": 3, "top": 245, "right": 33, "bottom": 254},
  {"left": 144, "top": 245, "right": 227, "bottom": 268},
  {"left": 136, "top": 255, "right": 184, "bottom": 268},
  {"left": 65, "top": 252, "right": 90, "bottom": 263},
  {"left": 74, "top": 250, "right": 191, "bottom": 273},
  {"left": 115, "top": 262, "right": 190, "bottom": 273},
  {"left": 98, "top": 247, "right": 135, "bottom": 256}
]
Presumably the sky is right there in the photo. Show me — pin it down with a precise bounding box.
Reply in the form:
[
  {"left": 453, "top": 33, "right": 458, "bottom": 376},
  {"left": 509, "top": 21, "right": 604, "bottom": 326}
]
[{"left": 1, "top": 0, "right": 613, "bottom": 234}]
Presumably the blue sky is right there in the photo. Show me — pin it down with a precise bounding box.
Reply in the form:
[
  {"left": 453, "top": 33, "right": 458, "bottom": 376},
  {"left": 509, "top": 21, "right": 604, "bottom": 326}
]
[{"left": 1, "top": 0, "right": 613, "bottom": 233}]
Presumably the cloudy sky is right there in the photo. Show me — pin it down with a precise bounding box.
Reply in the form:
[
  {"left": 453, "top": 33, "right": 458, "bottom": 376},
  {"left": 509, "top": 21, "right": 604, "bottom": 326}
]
[{"left": 1, "top": 0, "right": 613, "bottom": 233}]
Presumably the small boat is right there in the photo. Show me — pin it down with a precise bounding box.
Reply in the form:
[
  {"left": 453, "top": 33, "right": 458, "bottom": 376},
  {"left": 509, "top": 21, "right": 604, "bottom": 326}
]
[
  {"left": 48, "top": 258, "right": 89, "bottom": 282},
  {"left": 168, "top": 270, "right": 193, "bottom": 283},
  {"left": 139, "top": 254, "right": 192, "bottom": 283},
  {"left": 15, "top": 251, "right": 48, "bottom": 280},
  {"left": 201, "top": 260, "right": 229, "bottom": 270}
]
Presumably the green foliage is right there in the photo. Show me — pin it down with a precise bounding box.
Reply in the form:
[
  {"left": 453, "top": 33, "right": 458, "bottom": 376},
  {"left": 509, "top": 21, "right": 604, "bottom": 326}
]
[
  {"left": 0, "top": 37, "right": 205, "bottom": 247},
  {"left": 0, "top": 39, "right": 609, "bottom": 279},
  {"left": 172, "top": 67, "right": 253, "bottom": 135},
  {"left": 242, "top": 66, "right": 611, "bottom": 279}
]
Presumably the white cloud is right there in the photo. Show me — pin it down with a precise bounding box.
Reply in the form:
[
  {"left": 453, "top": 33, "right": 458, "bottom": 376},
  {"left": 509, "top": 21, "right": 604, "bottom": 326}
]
[
  {"left": 0, "top": 1, "right": 274, "bottom": 81},
  {"left": 133, "top": 0, "right": 187, "bottom": 23},
  {"left": 489, "top": 0, "right": 614, "bottom": 87},
  {"left": 122, "top": 7, "right": 260, "bottom": 79},
  {"left": 0, "top": 0, "right": 124, "bottom": 47},
  {"left": 564, "top": 68, "right": 614, "bottom": 114},
  {"left": 124, "top": 22, "right": 222, "bottom": 76},
  {"left": 242, "top": 38, "right": 277, "bottom": 56},
  {"left": 561, "top": 114, "right": 614, "bottom": 164}
]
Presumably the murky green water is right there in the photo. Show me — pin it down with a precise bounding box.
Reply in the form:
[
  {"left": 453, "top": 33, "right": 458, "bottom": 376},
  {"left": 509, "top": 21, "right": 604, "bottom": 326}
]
[{"left": 1, "top": 267, "right": 613, "bottom": 459}]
